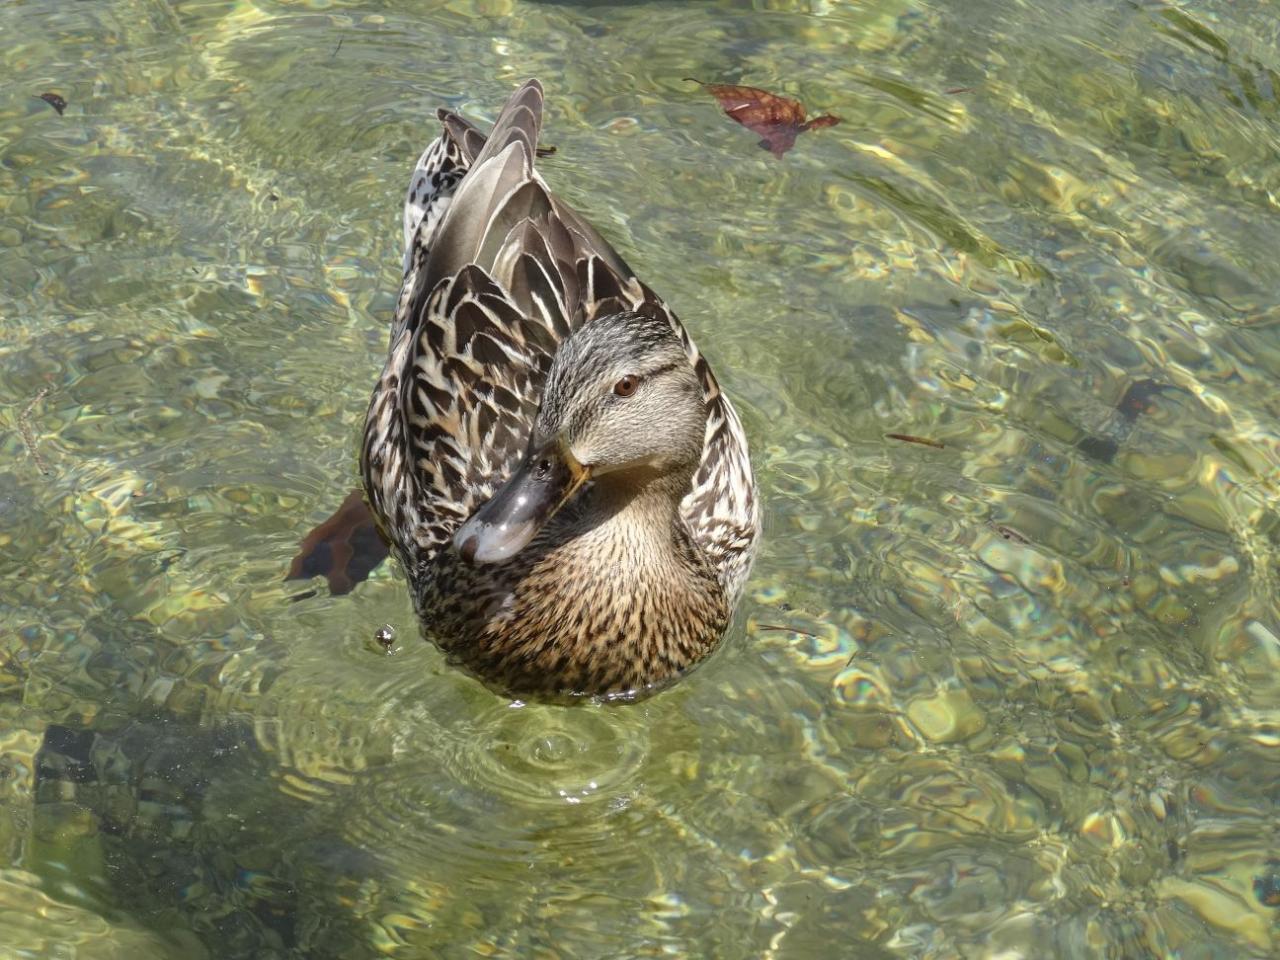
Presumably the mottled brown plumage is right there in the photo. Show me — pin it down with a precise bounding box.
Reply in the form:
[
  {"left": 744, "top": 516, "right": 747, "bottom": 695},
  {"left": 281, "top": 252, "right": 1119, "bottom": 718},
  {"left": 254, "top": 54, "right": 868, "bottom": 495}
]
[{"left": 362, "top": 80, "right": 758, "bottom": 699}]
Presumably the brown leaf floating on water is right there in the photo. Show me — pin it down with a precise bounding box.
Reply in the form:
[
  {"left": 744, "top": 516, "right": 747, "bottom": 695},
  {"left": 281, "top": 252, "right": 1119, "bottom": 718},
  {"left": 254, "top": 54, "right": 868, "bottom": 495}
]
[
  {"left": 287, "top": 489, "right": 389, "bottom": 596},
  {"left": 685, "top": 78, "right": 841, "bottom": 157},
  {"left": 886, "top": 433, "right": 945, "bottom": 449},
  {"left": 37, "top": 92, "right": 67, "bottom": 115}
]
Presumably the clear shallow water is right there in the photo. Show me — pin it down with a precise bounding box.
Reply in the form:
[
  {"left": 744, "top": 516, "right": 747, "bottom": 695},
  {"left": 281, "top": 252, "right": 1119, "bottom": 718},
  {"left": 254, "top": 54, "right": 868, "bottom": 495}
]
[{"left": 2, "top": 0, "right": 1278, "bottom": 956}]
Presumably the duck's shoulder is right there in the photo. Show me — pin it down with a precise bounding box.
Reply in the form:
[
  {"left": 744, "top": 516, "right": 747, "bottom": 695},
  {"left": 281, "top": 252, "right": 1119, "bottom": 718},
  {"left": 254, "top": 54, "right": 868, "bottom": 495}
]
[
  {"left": 620, "top": 280, "right": 759, "bottom": 603},
  {"left": 668, "top": 314, "right": 760, "bottom": 604}
]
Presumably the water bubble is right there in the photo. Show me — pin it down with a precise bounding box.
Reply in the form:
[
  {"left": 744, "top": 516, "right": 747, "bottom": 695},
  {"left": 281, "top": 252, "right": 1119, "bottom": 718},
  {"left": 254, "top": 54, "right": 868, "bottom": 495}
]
[{"left": 369, "top": 624, "right": 396, "bottom": 655}]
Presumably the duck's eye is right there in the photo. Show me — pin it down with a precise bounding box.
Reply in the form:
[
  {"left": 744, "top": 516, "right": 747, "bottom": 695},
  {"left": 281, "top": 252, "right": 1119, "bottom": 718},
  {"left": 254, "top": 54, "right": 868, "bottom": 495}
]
[{"left": 613, "top": 375, "right": 640, "bottom": 398}]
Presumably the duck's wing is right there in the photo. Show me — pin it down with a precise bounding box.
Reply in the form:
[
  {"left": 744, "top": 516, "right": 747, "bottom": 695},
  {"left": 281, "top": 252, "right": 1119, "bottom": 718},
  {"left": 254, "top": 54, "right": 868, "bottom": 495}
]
[
  {"left": 680, "top": 370, "right": 760, "bottom": 605},
  {"left": 365, "top": 80, "right": 654, "bottom": 553},
  {"left": 369, "top": 80, "right": 757, "bottom": 588}
]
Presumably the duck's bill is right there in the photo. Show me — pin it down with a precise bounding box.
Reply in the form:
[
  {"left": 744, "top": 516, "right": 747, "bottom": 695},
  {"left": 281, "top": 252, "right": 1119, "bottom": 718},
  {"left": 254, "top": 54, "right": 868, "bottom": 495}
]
[{"left": 454, "top": 442, "right": 589, "bottom": 564}]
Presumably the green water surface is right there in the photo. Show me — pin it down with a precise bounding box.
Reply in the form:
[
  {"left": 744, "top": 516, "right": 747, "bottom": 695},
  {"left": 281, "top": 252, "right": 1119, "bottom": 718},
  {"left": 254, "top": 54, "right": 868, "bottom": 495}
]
[{"left": 2, "top": 0, "right": 1279, "bottom": 957}]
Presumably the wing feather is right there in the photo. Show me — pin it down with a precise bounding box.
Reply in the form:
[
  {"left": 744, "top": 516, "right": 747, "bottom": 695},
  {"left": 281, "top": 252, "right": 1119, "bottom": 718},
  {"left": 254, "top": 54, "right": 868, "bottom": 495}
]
[{"left": 366, "top": 80, "right": 758, "bottom": 596}]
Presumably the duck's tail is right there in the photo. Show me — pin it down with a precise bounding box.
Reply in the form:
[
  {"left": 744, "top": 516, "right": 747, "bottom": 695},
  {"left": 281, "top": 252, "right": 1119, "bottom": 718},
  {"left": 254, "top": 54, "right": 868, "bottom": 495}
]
[
  {"left": 400, "top": 82, "right": 545, "bottom": 279},
  {"left": 467, "top": 79, "right": 544, "bottom": 174},
  {"left": 398, "top": 78, "right": 645, "bottom": 353},
  {"left": 419, "top": 81, "right": 553, "bottom": 284}
]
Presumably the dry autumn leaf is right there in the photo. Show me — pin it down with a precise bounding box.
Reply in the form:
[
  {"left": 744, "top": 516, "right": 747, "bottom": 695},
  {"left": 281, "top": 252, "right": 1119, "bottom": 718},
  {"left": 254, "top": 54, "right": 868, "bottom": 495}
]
[{"left": 685, "top": 78, "right": 841, "bottom": 157}]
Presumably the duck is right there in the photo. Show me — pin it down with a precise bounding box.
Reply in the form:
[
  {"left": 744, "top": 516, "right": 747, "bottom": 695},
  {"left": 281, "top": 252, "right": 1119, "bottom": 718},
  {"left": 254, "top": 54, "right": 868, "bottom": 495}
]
[{"left": 360, "top": 79, "right": 759, "bottom": 699}]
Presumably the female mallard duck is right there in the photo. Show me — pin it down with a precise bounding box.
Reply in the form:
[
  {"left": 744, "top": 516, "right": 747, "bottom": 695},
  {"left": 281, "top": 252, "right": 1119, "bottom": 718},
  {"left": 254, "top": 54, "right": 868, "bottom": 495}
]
[{"left": 361, "top": 80, "right": 758, "bottom": 698}]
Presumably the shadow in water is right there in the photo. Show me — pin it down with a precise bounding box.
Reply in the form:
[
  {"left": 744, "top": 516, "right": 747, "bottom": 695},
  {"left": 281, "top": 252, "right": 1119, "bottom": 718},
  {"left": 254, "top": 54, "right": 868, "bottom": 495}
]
[{"left": 32, "top": 711, "right": 382, "bottom": 959}]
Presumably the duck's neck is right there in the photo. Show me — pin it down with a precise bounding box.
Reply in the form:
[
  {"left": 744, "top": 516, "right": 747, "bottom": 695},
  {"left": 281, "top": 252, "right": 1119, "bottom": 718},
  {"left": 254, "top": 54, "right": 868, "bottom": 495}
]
[{"left": 574, "top": 469, "right": 698, "bottom": 567}]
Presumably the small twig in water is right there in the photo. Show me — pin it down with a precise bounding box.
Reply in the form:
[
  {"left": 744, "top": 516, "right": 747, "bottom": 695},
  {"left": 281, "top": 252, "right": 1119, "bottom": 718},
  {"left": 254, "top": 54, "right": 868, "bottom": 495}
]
[
  {"left": 990, "top": 522, "right": 1030, "bottom": 545},
  {"left": 916, "top": 795, "right": 990, "bottom": 831},
  {"left": 17, "top": 386, "right": 51, "bottom": 475},
  {"left": 330, "top": 36, "right": 344, "bottom": 59},
  {"left": 754, "top": 622, "right": 822, "bottom": 641},
  {"left": 886, "top": 433, "right": 945, "bottom": 449}
]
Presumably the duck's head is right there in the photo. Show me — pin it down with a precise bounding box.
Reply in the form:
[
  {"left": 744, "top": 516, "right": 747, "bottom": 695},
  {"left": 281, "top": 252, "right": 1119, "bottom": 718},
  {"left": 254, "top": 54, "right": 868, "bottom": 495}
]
[{"left": 455, "top": 311, "right": 707, "bottom": 564}]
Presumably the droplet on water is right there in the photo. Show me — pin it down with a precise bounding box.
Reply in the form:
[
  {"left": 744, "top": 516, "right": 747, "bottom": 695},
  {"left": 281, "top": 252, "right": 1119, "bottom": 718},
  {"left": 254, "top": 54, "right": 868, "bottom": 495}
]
[{"left": 374, "top": 624, "right": 395, "bottom": 652}]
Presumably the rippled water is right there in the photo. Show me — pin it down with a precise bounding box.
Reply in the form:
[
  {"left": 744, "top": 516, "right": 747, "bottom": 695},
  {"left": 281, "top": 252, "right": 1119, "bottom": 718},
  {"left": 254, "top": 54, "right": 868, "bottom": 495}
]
[{"left": 3, "top": 0, "right": 1279, "bottom": 956}]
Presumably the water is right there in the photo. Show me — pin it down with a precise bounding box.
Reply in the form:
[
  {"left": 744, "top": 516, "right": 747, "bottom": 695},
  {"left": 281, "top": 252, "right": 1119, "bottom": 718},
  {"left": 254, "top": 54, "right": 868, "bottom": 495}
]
[{"left": 2, "top": 0, "right": 1278, "bottom": 956}]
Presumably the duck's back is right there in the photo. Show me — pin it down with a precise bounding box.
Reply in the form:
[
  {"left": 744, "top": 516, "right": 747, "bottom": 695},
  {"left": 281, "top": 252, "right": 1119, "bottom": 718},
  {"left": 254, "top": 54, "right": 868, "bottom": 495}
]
[{"left": 362, "top": 80, "right": 758, "bottom": 605}]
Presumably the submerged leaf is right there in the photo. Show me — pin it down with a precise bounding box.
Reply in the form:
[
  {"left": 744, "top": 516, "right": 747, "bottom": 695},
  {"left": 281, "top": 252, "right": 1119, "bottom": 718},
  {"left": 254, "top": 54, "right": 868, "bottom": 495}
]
[
  {"left": 287, "top": 489, "right": 389, "bottom": 595},
  {"left": 685, "top": 78, "right": 841, "bottom": 157},
  {"left": 37, "top": 92, "right": 67, "bottom": 115},
  {"left": 1115, "top": 379, "right": 1165, "bottom": 422},
  {"left": 1077, "top": 380, "right": 1171, "bottom": 464}
]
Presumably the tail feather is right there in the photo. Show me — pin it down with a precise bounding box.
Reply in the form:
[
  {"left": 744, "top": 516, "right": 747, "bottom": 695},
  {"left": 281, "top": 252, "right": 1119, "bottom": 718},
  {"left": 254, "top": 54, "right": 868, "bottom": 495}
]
[
  {"left": 399, "top": 84, "right": 542, "bottom": 280},
  {"left": 423, "top": 81, "right": 548, "bottom": 283},
  {"left": 467, "top": 80, "right": 544, "bottom": 174}
]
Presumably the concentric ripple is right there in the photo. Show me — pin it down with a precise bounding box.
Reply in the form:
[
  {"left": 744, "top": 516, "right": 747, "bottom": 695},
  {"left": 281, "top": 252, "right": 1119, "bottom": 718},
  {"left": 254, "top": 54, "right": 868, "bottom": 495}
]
[
  {"left": 338, "top": 699, "right": 653, "bottom": 876},
  {"left": 445, "top": 699, "right": 651, "bottom": 808}
]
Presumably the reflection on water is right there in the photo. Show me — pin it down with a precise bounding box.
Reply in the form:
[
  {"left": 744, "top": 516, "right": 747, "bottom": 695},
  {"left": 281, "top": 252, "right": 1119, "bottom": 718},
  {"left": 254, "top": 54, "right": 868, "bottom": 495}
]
[{"left": 2, "top": 0, "right": 1278, "bottom": 956}]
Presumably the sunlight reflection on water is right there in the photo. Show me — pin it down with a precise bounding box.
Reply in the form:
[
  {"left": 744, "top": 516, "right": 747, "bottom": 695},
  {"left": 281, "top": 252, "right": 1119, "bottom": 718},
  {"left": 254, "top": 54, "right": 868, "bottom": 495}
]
[{"left": 1, "top": 0, "right": 1278, "bottom": 956}]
